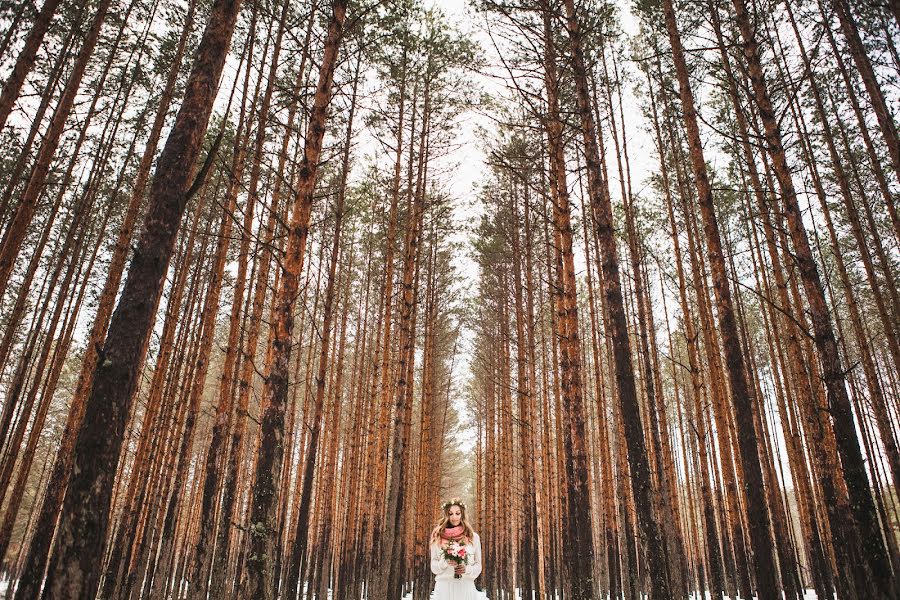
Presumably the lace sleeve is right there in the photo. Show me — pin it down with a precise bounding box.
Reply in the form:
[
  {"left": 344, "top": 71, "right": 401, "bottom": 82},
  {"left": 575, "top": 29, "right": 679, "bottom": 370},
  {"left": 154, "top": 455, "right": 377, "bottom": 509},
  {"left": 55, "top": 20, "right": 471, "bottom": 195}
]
[
  {"left": 430, "top": 542, "right": 449, "bottom": 575},
  {"left": 464, "top": 533, "right": 482, "bottom": 579}
]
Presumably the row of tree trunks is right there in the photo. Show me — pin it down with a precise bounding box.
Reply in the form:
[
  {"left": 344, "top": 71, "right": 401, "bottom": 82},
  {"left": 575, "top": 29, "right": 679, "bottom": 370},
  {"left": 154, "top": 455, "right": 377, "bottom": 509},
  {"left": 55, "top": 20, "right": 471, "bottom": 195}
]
[
  {"left": 661, "top": 1, "right": 779, "bottom": 597},
  {"left": 471, "top": 0, "right": 899, "bottom": 598},
  {"left": 0, "top": 0, "right": 114, "bottom": 294},
  {"left": 243, "top": 1, "right": 346, "bottom": 596},
  {"left": 39, "top": 0, "right": 245, "bottom": 593},
  {"left": 0, "top": 0, "right": 897, "bottom": 598}
]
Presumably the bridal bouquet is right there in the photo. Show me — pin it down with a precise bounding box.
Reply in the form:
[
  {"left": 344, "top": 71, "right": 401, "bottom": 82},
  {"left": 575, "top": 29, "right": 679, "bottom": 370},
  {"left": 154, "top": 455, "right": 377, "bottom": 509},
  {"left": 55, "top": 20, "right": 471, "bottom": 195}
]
[{"left": 440, "top": 540, "right": 469, "bottom": 579}]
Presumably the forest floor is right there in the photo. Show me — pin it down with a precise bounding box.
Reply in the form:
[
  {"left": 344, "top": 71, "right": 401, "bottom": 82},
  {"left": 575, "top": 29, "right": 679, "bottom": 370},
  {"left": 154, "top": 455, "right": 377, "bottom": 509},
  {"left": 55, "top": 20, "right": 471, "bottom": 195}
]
[
  {"left": 0, "top": 577, "right": 824, "bottom": 599},
  {"left": 401, "top": 591, "right": 823, "bottom": 600}
]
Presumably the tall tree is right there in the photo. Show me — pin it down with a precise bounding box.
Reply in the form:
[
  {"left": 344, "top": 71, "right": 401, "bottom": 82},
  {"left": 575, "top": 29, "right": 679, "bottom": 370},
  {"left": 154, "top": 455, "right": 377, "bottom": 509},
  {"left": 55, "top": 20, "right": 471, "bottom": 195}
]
[
  {"left": 657, "top": 0, "right": 779, "bottom": 597},
  {"left": 40, "top": 0, "right": 244, "bottom": 594},
  {"left": 537, "top": 4, "right": 597, "bottom": 597},
  {"left": 243, "top": 1, "right": 346, "bottom": 596},
  {"left": 560, "top": 0, "right": 669, "bottom": 596}
]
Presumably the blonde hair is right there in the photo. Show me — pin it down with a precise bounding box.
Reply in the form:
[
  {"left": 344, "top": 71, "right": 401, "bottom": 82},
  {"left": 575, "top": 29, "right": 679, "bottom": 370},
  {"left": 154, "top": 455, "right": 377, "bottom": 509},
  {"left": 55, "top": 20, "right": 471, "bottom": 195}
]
[{"left": 430, "top": 498, "right": 475, "bottom": 546}]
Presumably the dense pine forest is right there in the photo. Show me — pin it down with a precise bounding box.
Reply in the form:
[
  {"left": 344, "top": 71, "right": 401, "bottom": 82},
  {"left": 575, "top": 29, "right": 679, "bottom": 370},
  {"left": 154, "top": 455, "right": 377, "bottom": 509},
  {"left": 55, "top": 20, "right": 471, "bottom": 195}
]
[{"left": 0, "top": 0, "right": 897, "bottom": 598}]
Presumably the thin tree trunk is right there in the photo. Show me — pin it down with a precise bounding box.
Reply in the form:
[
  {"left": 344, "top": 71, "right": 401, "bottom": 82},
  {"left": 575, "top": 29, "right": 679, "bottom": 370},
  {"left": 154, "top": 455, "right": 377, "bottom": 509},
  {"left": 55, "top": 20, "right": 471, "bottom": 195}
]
[
  {"left": 558, "top": 1, "right": 667, "bottom": 597},
  {"left": 832, "top": 0, "right": 900, "bottom": 191},
  {"left": 243, "top": 2, "right": 345, "bottom": 596},
  {"left": 730, "top": 0, "right": 894, "bottom": 595},
  {"left": 0, "top": 0, "right": 63, "bottom": 132},
  {"left": 286, "top": 60, "right": 357, "bottom": 599}
]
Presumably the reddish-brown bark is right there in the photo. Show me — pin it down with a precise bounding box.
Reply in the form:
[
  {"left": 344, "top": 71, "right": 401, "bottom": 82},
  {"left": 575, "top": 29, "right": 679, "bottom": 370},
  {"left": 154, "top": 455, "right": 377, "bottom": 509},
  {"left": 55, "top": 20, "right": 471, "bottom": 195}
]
[
  {"left": 40, "top": 0, "right": 244, "bottom": 593},
  {"left": 243, "top": 1, "right": 345, "bottom": 596}
]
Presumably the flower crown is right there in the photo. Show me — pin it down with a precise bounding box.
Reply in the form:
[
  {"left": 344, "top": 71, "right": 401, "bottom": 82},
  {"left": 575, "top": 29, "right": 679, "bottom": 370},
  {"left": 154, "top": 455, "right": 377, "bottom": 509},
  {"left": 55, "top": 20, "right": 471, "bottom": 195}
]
[{"left": 442, "top": 498, "right": 466, "bottom": 512}]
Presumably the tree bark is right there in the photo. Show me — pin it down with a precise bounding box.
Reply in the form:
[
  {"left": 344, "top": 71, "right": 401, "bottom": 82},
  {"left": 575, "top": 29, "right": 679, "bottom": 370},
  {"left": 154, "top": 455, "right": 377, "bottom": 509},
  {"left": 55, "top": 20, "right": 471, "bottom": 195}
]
[
  {"left": 286, "top": 60, "right": 356, "bottom": 599},
  {"left": 11, "top": 4, "right": 196, "bottom": 593},
  {"left": 242, "top": 1, "right": 345, "bottom": 596},
  {"left": 40, "top": 0, "right": 244, "bottom": 594},
  {"left": 730, "top": 0, "right": 894, "bottom": 595},
  {"left": 534, "top": 6, "right": 598, "bottom": 598}
]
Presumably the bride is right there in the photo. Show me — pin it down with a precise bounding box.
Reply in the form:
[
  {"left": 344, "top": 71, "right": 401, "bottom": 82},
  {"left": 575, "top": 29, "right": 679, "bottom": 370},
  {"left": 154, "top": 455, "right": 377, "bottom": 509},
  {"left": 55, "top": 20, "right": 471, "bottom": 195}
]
[{"left": 429, "top": 498, "right": 482, "bottom": 599}]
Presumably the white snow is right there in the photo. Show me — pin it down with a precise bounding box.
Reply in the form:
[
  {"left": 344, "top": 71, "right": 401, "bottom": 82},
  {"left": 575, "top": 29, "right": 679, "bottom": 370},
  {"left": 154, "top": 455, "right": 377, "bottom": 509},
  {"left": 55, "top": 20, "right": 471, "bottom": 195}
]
[{"left": 401, "top": 589, "right": 823, "bottom": 600}]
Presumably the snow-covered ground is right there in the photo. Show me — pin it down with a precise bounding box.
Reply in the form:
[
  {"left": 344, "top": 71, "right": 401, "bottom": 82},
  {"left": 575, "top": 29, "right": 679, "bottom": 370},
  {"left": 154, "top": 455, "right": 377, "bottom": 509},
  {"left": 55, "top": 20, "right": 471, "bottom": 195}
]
[
  {"left": 401, "top": 590, "right": 823, "bottom": 600},
  {"left": 0, "top": 576, "right": 823, "bottom": 600}
]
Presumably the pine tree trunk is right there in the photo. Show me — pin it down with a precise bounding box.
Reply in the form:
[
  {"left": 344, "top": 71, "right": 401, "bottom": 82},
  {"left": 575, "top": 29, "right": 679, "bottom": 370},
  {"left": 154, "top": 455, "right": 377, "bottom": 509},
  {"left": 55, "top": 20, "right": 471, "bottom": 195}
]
[
  {"left": 0, "top": 0, "right": 63, "bottom": 132},
  {"left": 558, "top": 1, "right": 668, "bottom": 597},
  {"left": 832, "top": 0, "right": 900, "bottom": 191},
  {"left": 534, "top": 6, "right": 597, "bottom": 598},
  {"left": 707, "top": 9, "right": 846, "bottom": 597},
  {"left": 286, "top": 68, "right": 355, "bottom": 599},
  {"left": 243, "top": 2, "right": 345, "bottom": 596},
  {"left": 779, "top": 2, "right": 900, "bottom": 496},
  {"left": 729, "top": 0, "right": 894, "bottom": 595},
  {"left": 187, "top": 2, "right": 288, "bottom": 595},
  {"left": 40, "top": 0, "right": 244, "bottom": 594},
  {"left": 817, "top": 8, "right": 900, "bottom": 245}
]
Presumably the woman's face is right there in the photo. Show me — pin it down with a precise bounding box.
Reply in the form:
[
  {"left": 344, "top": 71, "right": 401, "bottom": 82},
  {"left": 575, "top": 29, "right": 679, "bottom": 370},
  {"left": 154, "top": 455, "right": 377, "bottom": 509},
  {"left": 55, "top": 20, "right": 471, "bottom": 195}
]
[{"left": 447, "top": 505, "right": 462, "bottom": 526}]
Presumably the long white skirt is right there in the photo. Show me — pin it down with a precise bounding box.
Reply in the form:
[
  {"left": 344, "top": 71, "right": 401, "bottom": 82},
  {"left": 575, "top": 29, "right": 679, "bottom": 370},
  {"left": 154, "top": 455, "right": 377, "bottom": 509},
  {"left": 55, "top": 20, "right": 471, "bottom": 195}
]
[{"left": 432, "top": 577, "right": 481, "bottom": 600}]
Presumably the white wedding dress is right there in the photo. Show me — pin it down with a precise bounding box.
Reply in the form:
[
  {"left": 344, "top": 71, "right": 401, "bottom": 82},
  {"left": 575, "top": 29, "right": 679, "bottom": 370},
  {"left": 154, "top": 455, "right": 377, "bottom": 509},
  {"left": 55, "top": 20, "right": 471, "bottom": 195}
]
[{"left": 430, "top": 532, "right": 482, "bottom": 599}]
